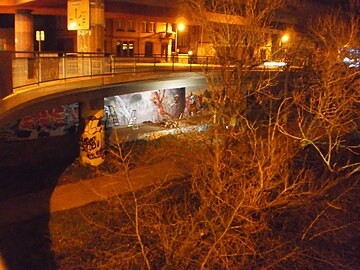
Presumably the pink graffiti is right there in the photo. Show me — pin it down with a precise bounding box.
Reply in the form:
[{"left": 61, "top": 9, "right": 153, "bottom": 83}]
[
  {"left": 19, "top": 105, "right": 79, "bottom": 130},
  {"left": 151, "top": 90, "right": 169, "bottom": 116}
]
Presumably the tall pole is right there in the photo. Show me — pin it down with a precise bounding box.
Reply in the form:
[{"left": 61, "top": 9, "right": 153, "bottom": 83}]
[
  {"left": 175, "top": 23, "right": 185, "bottom": 54},
  {"left": 175, "top": 27, "right": 178, "bottom": 54}
]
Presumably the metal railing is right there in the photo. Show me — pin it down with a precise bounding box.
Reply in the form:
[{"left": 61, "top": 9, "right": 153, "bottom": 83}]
[{"left": 9, "top": 51, "right": 216, "bottom": 90}]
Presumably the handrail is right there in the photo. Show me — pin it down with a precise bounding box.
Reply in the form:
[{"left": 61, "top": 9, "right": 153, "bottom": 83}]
[
  {"left": 0, "top": 50, "right": 290, "bottom": 100},
  {"left": 2, "top": 51, "right": 215, "bottom": 93}
]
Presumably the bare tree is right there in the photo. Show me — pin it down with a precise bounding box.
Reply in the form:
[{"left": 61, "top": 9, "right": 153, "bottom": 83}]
[
  {"left": 278, "top": 0, "right": 360, "bottom": 175},
  {"left": 78, "top": 1, "right": 359, "bottom": 269}
]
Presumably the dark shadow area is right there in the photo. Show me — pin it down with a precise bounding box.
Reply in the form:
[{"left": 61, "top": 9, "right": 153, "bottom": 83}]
[
  {"left": 0, "top": 214, "right": 57, "bottom": 270},
  {"left": 0, "top": 134, "right": 78, "bottom": 270}
]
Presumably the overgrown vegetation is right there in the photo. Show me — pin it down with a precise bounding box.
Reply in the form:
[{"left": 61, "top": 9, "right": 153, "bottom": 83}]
[
  {"left": 0, "top": 1, "right": 358, "bottom": 270},
  {"left": 68, "top": 0, "right": 359, "bottom": 269},
  {"left": 3, "top": 0, "right": 360, "bottom": 269}
]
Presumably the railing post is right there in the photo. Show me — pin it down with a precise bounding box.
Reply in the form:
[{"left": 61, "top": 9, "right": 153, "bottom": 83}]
[
  {"left": 90, "top": 54, "right": 93, "bottom": 77},
  {"left": 110, "top": 54, "right": 114, "bottom": 75},
  {"left": 63, "top": 54, "right": 66, "bottom": 80},
  {"left": 153, "top": 54, "right": 156, "bottom": 72},
  {"left": 101, "top": 54, "right": 103, "bottom": 74},
  {"left": 206, "top": 56, "right": 209, "bottom": 73},
  {"left": 37, "top": 53, "right": 41, "bottom": 84},
  {"left": 172, "top": 54, "right": 175, "bottom": 72}
]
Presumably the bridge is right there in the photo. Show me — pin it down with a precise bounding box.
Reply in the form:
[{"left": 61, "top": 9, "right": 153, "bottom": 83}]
[
  {"left": 0, "top": 52, "right": 214, "bottom": 166},
  {"left": 0, "top": 52, "right": 211, "bottom": 123},
  {"left": 0, "top": 51, "right": 288, "bottom": 166}
]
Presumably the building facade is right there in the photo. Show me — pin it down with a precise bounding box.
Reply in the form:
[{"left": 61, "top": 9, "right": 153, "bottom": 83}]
[{"left": 0, "top": 0, "right": 325, "bottom": 61}]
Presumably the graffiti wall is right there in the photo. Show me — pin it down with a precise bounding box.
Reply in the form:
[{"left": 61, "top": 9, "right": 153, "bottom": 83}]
[
  {"left": 0, "top": 103, "right": 79, "bottom": 141},
  {"left": 0, "top": 86, "right": 208, "bottom": 141},
  {"left": 79, "top": 111, "right": 105, "bottom": 166},
  {"left": 104, "top": 87, "right": 207, "bottom": 127}
]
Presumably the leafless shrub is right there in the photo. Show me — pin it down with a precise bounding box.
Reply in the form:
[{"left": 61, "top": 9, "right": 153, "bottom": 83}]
[{"left": 80, "top": 1, "right": 359, "bottom": 269}]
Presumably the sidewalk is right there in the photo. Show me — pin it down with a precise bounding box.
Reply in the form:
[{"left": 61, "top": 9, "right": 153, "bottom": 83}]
[
  {"left": 0, "top": 160, "right": 188, "bottom": 227},
  {"left": 0, "top": 120, "right": 209, "bottom": 227}
]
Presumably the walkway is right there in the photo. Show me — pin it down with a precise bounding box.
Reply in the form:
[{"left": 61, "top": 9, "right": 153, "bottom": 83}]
[
  {"left": 0, "top": 159, "right": 187, "bottom": 227},
  {"left": 0, "top": 120, "right": 210, "bottom": 227}
]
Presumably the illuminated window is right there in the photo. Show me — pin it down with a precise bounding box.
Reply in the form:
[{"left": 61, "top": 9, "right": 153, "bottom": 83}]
[
  {"left": 117, "top": 41, "right": 135, "bottom": 56},
  {"left": 129, "top": 41, "right": 134, "bottom": 56}
]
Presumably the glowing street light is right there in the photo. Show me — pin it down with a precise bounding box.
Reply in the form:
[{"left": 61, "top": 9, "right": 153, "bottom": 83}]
[
  {"left": 178, "top": 23, "right": 185, "bottom": 32},
  {"left": 175, "top": 23, "right": 185, "bottom": 54},
  {"left": 281, "top": 34, "right": 289, "bottom": 43}
]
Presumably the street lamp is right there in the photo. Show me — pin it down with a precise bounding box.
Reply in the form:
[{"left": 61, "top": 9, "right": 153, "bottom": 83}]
[
  {"left": 280, "top": 34, "right": 290, "bottom": 62},
  {"left": 175, "top": 23, "right": 185, "bottom": 54},
  {"left": 281, "top": 34, "right": 289, "bottom": 43}
]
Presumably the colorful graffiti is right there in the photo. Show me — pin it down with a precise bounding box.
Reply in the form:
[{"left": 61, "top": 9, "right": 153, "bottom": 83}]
[
  {"left": 0, "top": 103, "right": 79, "bottom": 141},
  {"left": 79, "top": 113, "right": 105, "bottom": 166},
  {"left": 104, "top": 88, "right": 192, "bottom": 127},
  {"left": 185, "top": 92, "right": 203, "bottom": 117},
  {"left": 151, "top": 90, "right": 170, "bottom": 118}
]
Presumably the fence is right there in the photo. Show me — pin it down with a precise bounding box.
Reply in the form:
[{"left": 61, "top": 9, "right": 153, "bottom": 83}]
[{"left": 9, "top": 51, "right": 216, "bottom": 90}]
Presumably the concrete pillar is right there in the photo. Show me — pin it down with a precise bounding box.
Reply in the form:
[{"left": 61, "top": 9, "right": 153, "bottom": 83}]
[
  {"left": 77, "top": 0, "right": 105, "bottom": 52},
  {"left": 0, "top": 52, "right": 13, "bottom": 98},
  {"left": 79, "top": 99, "right": 105, "bottom": 166},
  {"left": 15, "top": 9, "right": 34, "bottom": 57}
]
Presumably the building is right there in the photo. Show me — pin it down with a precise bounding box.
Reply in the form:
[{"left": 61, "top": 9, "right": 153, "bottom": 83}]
[{"left": 0, "top": 0, "right": 328, "bottom": 61}]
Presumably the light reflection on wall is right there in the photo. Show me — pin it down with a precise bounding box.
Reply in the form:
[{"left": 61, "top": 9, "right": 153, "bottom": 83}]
[{"left": 104, "top": 88, "right": 186, "bottom": 127}]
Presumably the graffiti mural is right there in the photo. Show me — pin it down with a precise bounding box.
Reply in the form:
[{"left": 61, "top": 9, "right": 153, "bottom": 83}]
[
  {"left": 79, "top": 112, "right": 105, "bottom": 166},
  {"left": 104, "top": 88, "right": 187, "bottom": 127},
  {"left": 185, "top": 92, "right": 203, "bottom": 117},
  {"left": 0, "top": 103, "right": 79, "bottom": 141},
  {"left": 151, "top": 89, "right": 170, "bottom": 119}
]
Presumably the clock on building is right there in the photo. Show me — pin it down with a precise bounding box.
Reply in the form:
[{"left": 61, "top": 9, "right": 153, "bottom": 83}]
[{"left": 67, "top": 0, "right": 90, "bottom": 30}]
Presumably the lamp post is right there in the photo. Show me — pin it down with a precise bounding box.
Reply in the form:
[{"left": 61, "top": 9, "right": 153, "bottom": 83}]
[
  {"left": 175, "top": 23, "right": 185, "bottom": 54},
  {"left": 36, "top": 30, "right": 45, "bottom": 82},
  {"left": 36, "top": 30, "right": 45, "bottom": 52},
  {"left": 280, "top": 34, "right": 290, "bottom": 99},
  {"left": 280, "top": 34, "right": 289, "bottom": 62}
]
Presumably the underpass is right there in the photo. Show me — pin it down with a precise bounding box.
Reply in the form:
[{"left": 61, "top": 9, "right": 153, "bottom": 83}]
[{"left": 0, "top": 53, "right": 210, "bottom": 167}]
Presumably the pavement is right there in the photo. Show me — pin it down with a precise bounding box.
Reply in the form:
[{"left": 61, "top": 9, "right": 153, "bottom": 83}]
[
  {"left": 0, "top": 120, "right": 209, "bottom": 227},
  {"left": 0, "top": 159, "right": 187, "bottom": 227}
]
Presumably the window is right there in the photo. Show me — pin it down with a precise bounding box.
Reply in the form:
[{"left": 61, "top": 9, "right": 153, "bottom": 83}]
[
  {"left": 149, "top": 22, "right": 155, "bottom": 32},
  {"left": 142, "top": 21, "right": 147, "bottom": 32},
  {"left": 116, "top": 41, "right": 122, "bottom": 56},
  {"left": 145, "top": 42, "right": 153, "bottom": 57},
  {"left": 0, "top": 38, "right": 5, "bottom": 50},
  {"left": 122, "top": 42, "right": 128, "bottom": 56},
  {"left": 129, "top": 41, "right": 134, "bottom": 56},
  {"left": 116, "top": 19, "right": 125, "bottom": 31},
  {"left": 117, "top": 40, "right": 135, "bottom": 56},
  {"left": 128, "top": 20, "right": 135, "bottom": 32},
  {"left": 163, "top": 22, "right": 167, "bottom": 32}
]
